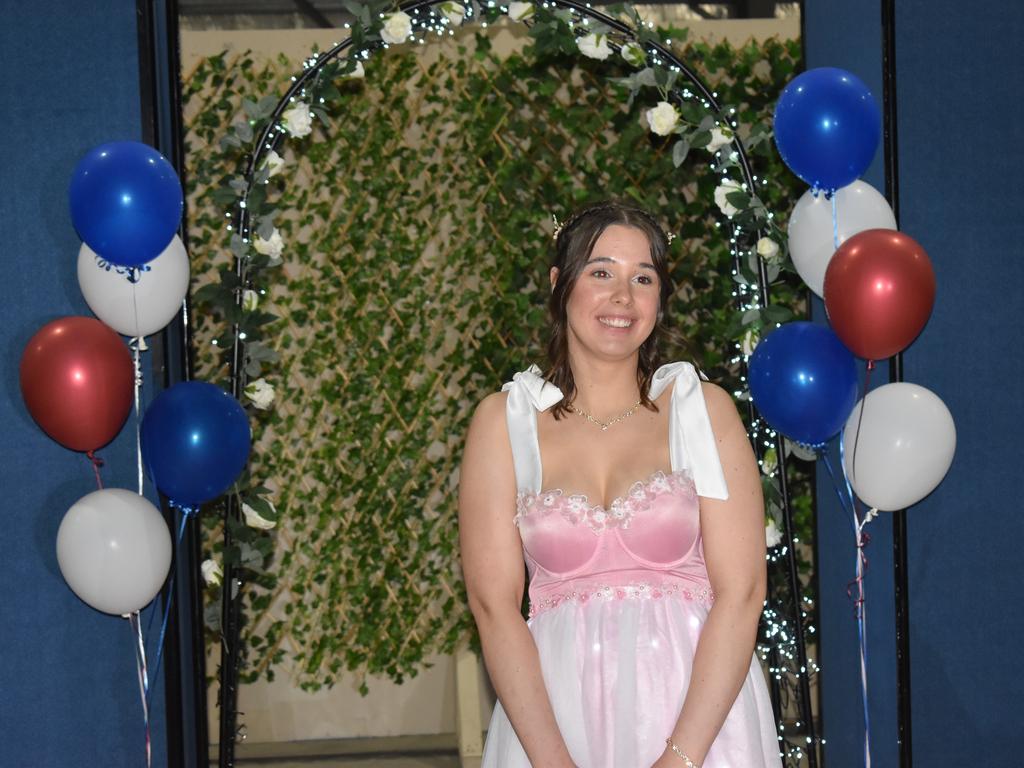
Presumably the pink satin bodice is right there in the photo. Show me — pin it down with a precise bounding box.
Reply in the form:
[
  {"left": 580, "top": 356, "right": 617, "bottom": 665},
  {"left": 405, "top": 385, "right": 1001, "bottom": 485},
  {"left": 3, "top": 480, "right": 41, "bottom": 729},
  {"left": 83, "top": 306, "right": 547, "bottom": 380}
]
[{"left": 515, "top": 469, "right": 713, "bottom": 617}]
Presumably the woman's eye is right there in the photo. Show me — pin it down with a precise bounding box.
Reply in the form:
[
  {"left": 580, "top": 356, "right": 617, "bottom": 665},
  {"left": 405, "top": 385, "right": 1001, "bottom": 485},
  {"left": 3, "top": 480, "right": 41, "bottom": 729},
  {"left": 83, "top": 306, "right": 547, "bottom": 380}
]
[
  {"left": 634, "top": 274, "right": 654, "bottom": 285},
  {"left": 590, "top": 269, "right": 611, "bottom": 278}
]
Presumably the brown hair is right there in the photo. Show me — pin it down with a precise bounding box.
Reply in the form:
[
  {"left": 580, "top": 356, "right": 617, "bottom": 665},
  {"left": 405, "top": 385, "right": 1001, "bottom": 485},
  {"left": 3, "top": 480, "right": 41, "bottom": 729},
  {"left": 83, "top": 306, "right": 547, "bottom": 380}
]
[{"left": 546, "top": 200, "right": 674, "bottom": 418}]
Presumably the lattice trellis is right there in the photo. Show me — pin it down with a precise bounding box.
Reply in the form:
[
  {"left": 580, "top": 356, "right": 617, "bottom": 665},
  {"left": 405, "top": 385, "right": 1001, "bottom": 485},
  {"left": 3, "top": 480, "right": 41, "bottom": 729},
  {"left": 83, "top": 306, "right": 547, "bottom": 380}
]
[{"left": 183, "top": 30, "right": 807, "bottom": 695}]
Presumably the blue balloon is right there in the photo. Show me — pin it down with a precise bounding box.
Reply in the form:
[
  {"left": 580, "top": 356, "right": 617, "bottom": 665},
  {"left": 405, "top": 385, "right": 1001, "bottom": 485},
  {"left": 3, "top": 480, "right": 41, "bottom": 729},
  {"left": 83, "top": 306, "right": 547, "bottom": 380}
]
[
  {"left": 773, "top": 67, "right": 881, "bottom": 192},
  {"left": 69, "top": 141, "right": 184, "bottom": 267},
  {"left": 141, "top": 382, "right": 251, "bottom": 507},
  {"left": 748, "top": 322, "right": 858, "bottom": 448}
]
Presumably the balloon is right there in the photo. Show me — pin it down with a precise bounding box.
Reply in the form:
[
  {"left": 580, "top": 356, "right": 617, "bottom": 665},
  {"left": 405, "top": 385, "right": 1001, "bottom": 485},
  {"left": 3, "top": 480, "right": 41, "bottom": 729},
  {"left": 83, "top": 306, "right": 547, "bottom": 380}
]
[
  {"left": 788, "top": 181, "right": 897, "bottom": 297},
  {"left": 56, "top": 489, "right": 172, "bottom": 615},
  {"left": 20, "top": 317, "right": 134, "bottom": 451},
  {"left": 748, "top": 321, "right": 859, "bottom": 447},
  {"left": 842, "top": 383, "right": 955, "bottom": 511},
  {"left": 78, "top": 235, "right": 189, "bottom": 337},
  {"left": 823, "top": 229, "right": 935, "bottom": 360},
  {"left": 141, "top": 381, "right": 251, "bottom": 506},
  {"left": 69, "top": 141, "right": 184, "bottom": 267},
  {"left": 773, "top": 67, "right": 881, "bottom": 192}
]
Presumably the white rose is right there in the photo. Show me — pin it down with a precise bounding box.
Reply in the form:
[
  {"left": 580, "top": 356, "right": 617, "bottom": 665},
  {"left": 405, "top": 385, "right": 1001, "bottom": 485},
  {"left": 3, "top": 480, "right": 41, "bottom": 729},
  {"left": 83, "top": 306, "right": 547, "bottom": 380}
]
[
  {"left": 242, "top": 289, "right": 259, "bottom": 312},
  {"left": 380, "top": 11, "right": 412, "bottom": 44},
  {"left": 244, "top": 377, "right": 275, "bottom": 410},
  {"left": 282, "top": 102, "right": 313, "bottom": 138},
  {"left": 242, "top": 501, "right": 277, "bottom": 530},
  {"left": 345, "top": 60, "right": 365, "bottom": 79},
  {"left": 577, "top": 32, "right": 612, "bottom": 61},
  {"left": 508, "top": 1, "right": 534, "bottom": 21},
  {"left": 620, "top": 41, "right": 646, "bottom": 68},
  {"left": 757, "top": 236, "right": 780, "bottom": 261},
  {"left": 253, "top": 228, "right": 284, "bottom": 261},
  {"left": 706, "top": 126, "right": 734, "bottom": 153},
  {"left": 645, "top": 101, "right": 679, "bottom": 136},
  {"left": 262, "top": 149, "right": 284, "bottom": 178},
  {"left": 201, "top": 559, "right": 223, "bottom": 586},
  {"left": 765, "top": 519, "right": 783, "bottom": 549},
  {"left": 714, "top": 179, "right": 743, "bottom": 217},
  {"left": 439, "top": 2, "right": 465, "bottom": 25},
  {"left": 741, "top": 328, "right": 759, "bottom": 357}
]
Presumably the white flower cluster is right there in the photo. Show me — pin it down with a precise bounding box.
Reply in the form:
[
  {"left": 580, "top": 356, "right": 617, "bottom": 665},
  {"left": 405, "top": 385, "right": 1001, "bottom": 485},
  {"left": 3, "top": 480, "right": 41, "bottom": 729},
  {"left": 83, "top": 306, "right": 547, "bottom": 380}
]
[
  {"left": 381, "top": 11, "right": 413, "bottom": 44},
  {"left": 253, "top": 227, "right": 285, "bottom": 263},
  {"left": 645, "top": 101, "right": 679, "bottom": 136},
  {"left": 714, "top": 179, "right": 743, "bottom": 217},
  {"left": 244, "top": 377, "right": 276, "bottom": 410},
  {"left": 508, "top": 2, "right": 534, "bottom": 21},
  {"left": 282, "top": 102, "right": 312, "bottom": 138},
  {"left": 577, "top": 33, "right": 611, "bottom": 61}
]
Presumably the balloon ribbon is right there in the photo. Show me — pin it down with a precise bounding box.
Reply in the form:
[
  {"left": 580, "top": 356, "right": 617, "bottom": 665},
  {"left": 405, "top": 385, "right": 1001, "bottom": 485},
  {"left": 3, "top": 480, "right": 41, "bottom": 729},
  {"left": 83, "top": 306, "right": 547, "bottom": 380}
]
[
  {"left": 85, "top": 450, "right": 104, "bottom": 490},
  {"left": 821, "top": 448, "right": 877, "bottom": 768},
  {"left": 128, "top": 611, "right": 152, "bottom": 768},
  {"left": 146, "top": 507, "right": 193, "bottom": 710}
]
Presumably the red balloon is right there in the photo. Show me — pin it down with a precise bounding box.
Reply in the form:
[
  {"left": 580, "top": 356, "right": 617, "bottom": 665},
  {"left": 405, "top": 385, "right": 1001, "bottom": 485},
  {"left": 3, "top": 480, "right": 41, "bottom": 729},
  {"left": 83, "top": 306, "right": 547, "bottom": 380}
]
[
  {"left": 20, "top": 317, "right": 134, "bottom": 451},
  {"left": 823, "top": 229, "right": 936, "bottom": 360}
]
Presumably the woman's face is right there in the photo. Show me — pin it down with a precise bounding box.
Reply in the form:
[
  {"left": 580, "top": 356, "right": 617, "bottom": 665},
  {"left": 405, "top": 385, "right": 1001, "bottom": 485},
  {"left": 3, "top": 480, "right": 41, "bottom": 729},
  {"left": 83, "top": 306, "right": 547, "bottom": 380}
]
[{"left": 554, "top": 224, "right": 661, "bottom": 363}]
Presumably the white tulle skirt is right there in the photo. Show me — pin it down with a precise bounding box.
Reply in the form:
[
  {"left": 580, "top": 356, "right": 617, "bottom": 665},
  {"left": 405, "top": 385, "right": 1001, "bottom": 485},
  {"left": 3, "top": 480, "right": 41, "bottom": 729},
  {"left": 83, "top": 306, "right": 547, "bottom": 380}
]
[{"left": 481, "top": 595, "right": 781, "bottom": 768}]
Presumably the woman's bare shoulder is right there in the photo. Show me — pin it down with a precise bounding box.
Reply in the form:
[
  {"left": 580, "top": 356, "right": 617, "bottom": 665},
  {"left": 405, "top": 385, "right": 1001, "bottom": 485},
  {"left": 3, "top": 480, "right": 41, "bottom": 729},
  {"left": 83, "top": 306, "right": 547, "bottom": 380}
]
[
  {"left": 465, "top": 391, "right": 511, "bottom": 447},
  {"left": 700, "top": 380, "right": 744, "bottom": 432}
]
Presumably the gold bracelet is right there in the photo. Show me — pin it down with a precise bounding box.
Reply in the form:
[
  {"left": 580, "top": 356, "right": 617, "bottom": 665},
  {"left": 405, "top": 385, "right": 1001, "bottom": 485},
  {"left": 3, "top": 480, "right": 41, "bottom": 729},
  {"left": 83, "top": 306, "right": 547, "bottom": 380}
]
[{"left": 665, "top": 737, "right": 700, "bottom": 768}]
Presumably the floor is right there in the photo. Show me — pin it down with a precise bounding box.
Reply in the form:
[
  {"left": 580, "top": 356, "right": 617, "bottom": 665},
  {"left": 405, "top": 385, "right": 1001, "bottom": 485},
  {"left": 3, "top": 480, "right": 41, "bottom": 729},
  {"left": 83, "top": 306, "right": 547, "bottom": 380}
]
[{"left": 222, "top": 735, "right": 469, "bottom": 767}]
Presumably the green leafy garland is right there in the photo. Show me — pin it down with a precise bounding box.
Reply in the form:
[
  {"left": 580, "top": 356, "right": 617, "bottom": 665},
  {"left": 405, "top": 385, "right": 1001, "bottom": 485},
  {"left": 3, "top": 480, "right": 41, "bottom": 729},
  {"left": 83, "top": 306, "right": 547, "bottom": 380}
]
[{"left": 184, "top": 2, "right": 809, "bottom": 691}]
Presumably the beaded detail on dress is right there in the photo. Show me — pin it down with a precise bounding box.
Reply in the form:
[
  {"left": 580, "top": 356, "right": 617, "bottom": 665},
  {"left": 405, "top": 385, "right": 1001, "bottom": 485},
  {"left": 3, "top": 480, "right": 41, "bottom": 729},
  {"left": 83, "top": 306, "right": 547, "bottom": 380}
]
[{"left": 514, "top": 469, "right": 697, "bottom": 533}]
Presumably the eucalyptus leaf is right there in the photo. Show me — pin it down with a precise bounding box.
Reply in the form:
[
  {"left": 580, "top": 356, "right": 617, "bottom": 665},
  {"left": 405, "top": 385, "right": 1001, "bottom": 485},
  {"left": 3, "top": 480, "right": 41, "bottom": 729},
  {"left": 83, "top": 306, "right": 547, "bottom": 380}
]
[{"left": 671, "top": 139, "right": 690, "bottom": 168}]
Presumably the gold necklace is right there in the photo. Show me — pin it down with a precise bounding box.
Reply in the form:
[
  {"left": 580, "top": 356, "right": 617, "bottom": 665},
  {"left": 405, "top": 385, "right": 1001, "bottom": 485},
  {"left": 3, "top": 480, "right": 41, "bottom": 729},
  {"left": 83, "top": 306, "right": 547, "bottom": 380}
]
[{"left": 571, "top": 399, "right": 643, "bottom": 431}]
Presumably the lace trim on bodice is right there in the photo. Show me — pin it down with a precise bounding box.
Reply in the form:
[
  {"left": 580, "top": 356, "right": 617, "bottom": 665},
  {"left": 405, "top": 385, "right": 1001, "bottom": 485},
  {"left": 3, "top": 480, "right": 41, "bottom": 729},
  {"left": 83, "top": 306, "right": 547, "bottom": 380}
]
[
  {"left": 528, "top": 580, "right": 714, "bottom": 619},
  {"left": 515, "top": 469, "right": 697, "bottom": 533}
]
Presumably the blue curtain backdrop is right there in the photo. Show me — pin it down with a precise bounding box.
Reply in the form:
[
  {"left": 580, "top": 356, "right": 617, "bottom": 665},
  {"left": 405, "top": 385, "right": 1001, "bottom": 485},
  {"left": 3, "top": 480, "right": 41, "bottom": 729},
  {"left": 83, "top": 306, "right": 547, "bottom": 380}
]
[
  {"left": 0, "top": 2, "right": 167, "bottom": 766},
  {"left": 805, "top": 1, "right": 1024, "bottom": 765}
]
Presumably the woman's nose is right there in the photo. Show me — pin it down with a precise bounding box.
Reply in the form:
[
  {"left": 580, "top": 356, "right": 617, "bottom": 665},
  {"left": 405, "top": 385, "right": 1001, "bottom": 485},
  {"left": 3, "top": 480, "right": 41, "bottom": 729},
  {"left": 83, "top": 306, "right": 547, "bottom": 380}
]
[{"left": 611, "top": 280, "right": 634, "bottom": 305}]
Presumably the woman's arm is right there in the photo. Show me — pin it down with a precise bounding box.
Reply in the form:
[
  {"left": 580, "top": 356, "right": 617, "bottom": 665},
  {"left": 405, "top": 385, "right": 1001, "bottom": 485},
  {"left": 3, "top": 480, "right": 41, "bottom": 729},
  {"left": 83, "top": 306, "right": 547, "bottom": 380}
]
[
  {"left": 653, "top": 382, "right": 769, "bottom": 767},
  {"left": 459, "top": 392, "right": 576, "bottom": 768}
]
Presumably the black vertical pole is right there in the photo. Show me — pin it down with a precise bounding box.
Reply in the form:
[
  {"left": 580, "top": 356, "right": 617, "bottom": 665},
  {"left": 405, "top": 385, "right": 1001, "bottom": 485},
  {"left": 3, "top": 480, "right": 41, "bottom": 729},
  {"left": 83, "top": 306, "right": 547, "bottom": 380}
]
[
  {"left": 880, "top": 1, "right": 913, "bottom": 766},
  {"left": 137, "top": 0, "right": 208, "bottom": 765}
]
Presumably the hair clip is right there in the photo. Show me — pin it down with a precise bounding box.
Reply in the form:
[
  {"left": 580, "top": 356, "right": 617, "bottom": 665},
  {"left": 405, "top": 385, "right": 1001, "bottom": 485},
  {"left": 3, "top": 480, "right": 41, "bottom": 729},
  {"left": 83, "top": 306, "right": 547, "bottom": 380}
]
[{"left": 551, "top": 213, "right": 564, "bottom": 242}]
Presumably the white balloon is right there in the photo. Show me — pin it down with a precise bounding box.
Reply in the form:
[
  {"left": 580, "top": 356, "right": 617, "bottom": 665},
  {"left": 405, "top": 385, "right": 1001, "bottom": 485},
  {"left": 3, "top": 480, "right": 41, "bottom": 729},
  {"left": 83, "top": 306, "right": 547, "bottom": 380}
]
[
  {"left": 788, "top": 181, "right": 897, "bottom": 297},
  {"left": 56, "top": 489, "right": 172, "bottom": 615},
  {"left": 842, "top": 383, "right": 956, "bottom": 512},
  {"left": 77, "top": 235, "right": 189, "bottom": 337}
]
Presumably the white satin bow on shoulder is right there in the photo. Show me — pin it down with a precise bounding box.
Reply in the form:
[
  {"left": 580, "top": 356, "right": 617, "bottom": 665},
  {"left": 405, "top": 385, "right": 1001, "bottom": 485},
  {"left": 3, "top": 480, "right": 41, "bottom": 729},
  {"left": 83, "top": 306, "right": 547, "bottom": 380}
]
[{"left": 501, "top": 364, "right": 564, "bottom": 412}]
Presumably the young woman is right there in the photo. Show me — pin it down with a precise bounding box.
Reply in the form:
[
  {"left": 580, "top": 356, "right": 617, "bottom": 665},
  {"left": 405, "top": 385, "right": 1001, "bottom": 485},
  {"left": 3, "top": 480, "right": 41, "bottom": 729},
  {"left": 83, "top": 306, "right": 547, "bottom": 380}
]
[{"left": 459, "top": 201, "right": 781, "bottom": 768}]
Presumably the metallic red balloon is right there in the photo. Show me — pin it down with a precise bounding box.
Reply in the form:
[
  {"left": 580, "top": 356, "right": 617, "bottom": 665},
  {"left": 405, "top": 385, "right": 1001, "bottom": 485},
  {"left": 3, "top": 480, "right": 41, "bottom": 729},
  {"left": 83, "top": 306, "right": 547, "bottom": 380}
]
[
  {"left": 823, "top": 229, "right": 936, "bottom": 361},
  {"left": 20, "top": 317, "right": 134, "bottom": 451}
]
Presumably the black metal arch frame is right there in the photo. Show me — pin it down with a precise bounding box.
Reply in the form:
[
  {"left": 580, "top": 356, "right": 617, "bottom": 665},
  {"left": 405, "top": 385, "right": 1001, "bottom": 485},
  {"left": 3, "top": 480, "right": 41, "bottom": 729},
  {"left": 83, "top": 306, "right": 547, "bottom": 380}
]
[{"left": 211, "top": 2, "right": 820, "bottom": 766}]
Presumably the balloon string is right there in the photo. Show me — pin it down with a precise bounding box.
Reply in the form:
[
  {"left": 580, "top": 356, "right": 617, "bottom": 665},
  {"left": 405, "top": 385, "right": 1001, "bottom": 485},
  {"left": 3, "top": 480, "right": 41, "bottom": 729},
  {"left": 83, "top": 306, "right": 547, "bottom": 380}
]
[
  {"left": 824, "top": 449, "right": 877, "bottom": 768},
  {"left": 128, "top": 612, "right": 153, "bottom": 768},
  {"left": 831, "top": 192, "right": 840, "bottom": 251},
  {"left": 130, "top": 338, "right": 145, "bottom": 496},
  {"left": 86, "top": 450, "right": 104, "bottom": 490},
  {"left": 849, "top": 361, "right": 873, "bottom": 487},
  {"left": 147, "top": 509, "right": 191, "bottom": 709}
]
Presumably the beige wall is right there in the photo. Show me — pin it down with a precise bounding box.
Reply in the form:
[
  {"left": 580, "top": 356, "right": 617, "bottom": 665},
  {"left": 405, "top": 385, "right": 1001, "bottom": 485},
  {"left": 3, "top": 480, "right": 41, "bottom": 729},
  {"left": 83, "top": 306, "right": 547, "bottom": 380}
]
[{"left": 183, "top": 12, "right": 798, "bottom": 748}]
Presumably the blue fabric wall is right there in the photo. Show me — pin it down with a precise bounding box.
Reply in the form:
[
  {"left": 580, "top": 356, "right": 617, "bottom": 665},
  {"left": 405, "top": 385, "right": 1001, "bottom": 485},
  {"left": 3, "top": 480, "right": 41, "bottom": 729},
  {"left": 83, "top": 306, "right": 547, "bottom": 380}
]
[
  {"left": 0, "top": 2, "right": 167, "bottom": 766},
  {"left": 806, "top": 2, "right": 1024, "bottom": 765},
  {"left": 894, "top": 2, "right": 1024, "bottom": 763}
]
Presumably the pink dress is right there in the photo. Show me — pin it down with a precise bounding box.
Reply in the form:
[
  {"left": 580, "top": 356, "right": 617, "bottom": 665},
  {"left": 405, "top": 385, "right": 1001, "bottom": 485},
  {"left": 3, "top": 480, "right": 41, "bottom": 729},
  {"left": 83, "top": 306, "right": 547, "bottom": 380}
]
[{"left": 481, "top": 363, "right": 781, "bottom": 768}]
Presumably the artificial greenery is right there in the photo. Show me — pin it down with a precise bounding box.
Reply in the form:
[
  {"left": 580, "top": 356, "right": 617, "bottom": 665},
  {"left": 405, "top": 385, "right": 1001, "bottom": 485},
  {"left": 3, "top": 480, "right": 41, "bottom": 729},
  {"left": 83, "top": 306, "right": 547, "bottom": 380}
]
[{"left": 183, "top": 4, "right": 809, "bottom": 695}]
